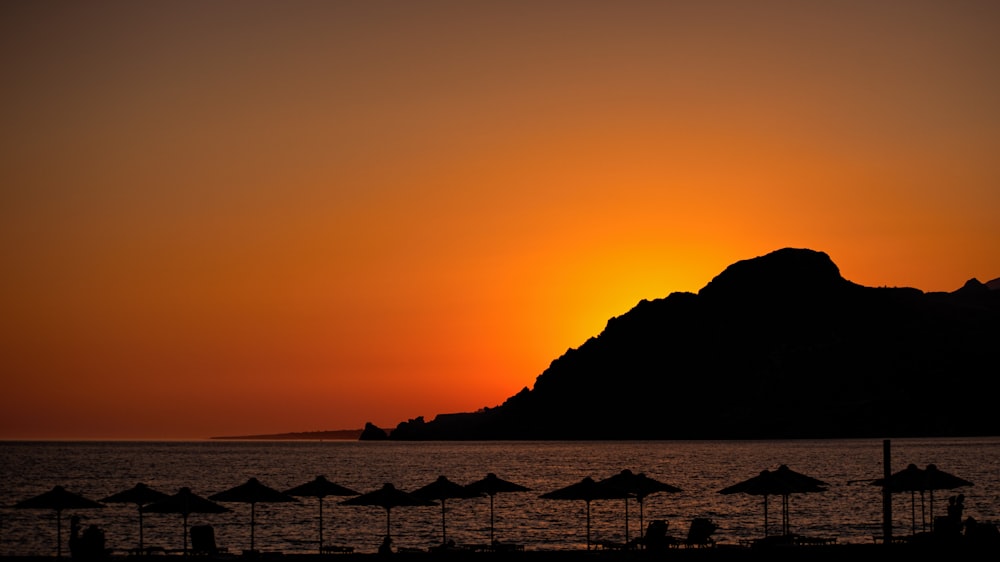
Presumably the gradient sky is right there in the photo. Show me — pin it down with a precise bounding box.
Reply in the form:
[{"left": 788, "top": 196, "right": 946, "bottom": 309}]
[{"left": 2, "top": 1, "right": 998, "bottom": 440}]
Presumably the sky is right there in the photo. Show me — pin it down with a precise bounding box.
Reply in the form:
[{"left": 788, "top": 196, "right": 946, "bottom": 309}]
[{"left": 2, "top": 1, "right": 998, "bottom": 440}]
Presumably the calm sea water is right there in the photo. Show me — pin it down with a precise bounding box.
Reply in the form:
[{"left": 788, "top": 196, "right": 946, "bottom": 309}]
[{"left": 2, "top": 439, "right": 998, "bottom": 556}]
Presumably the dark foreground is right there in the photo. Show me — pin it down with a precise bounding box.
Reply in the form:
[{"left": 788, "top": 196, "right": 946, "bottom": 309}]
[{"left": 4, "top": 542, "right": 1000, "bottom": 562}]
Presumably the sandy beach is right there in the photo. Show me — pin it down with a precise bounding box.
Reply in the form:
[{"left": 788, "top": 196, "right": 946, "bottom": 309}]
[{"left": 3, "top": 538, "right": 999, "bottom": 562}]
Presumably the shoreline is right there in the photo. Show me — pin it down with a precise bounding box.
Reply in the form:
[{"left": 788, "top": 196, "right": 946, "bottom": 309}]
[{"left": 3, "top": 540, "right": 999, "bottom": 562}]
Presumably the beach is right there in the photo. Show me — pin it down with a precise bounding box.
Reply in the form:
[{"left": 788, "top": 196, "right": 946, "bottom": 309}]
[
  {"left": 2, "top": 539, "right": 1000, "bottom": 562},
  {"left": 4, "top": 528, "right": 1000, "bottom": 562}
]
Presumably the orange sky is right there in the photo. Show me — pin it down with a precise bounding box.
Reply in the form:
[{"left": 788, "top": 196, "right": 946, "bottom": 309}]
[{"left": 2, "top": 1, "right": 998, "bottom": 440}]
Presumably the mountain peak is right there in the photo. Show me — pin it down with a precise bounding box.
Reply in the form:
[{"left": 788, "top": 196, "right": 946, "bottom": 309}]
[{"left": 698, "top": 247, "right": 851, "bottom": 300}]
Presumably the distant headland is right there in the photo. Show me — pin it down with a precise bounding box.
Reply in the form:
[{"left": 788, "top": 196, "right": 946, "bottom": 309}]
[{"left": 211, "top": 428, "right": 363, "bottom": 440}]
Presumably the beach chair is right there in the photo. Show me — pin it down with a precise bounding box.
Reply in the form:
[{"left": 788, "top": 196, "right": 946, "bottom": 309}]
[
  {"left": 190, "top": 525, "right": 227, "bottom": 556},
  {"left": 682, "top": 518, "right": 717, "bottom": 548},
  {"left": 638, "top": 520, "right": 678, "bottom": 551}
]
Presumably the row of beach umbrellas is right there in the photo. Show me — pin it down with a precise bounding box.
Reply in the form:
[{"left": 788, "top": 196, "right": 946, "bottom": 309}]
[{"left": 12, "top": 464, "right": 973, "bottom": 556}]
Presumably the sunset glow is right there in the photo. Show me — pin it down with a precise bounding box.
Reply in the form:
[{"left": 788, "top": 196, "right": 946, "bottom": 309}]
[{"left": 2, "top": 1, "right": 998, "bottom": 439}]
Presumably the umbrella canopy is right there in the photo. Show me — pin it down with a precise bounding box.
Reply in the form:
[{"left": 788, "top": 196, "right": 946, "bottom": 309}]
[
  {"left": 465, "top": 473, "right": 531, "bottom": 545},
  {"left": 142, "top": 487, "right": 230, "bottom": 555},
  {"left": 411, "top": 475, "right": 484, "bottom": 545},
  {"left": 874, "top": 463, "right": 926, "bottom": 493},
  {"left": 99, "top": 483, "right": 170, "bottom": 552},
  {"left": 597, "top": 470, "right": 681, "bottom": 545},
  {"left": 719, "top": 465, "right": 827, "bottom": 537},
  {"left": 340, "top": 483, "right": 435, "bottom": 541},
  {"left": 540, "top": 476, "right": 630, "bottom": 550},
  {"left": 284, "top": 476, "right": 359, "bottom": 553},
  {"left": 773, "top": 465, "right": 827, "bottom": 491},
  {"left": 14, "top": 486, "right": 105, "bottom": 558},
  {"left": 209, "top": 478, "right": 297, "bottom": 552},
  {"left": 923, "top": 464, "right": 973, "bottom": 490}
]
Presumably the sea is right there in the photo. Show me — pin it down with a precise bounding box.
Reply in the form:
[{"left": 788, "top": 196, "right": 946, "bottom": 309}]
[{"left": 1, "top": 438, "right": 998, "bottom": 556}]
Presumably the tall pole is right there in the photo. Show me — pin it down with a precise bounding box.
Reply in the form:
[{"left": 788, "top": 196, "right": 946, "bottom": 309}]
[{"left": 882, "top": 439, "right": 893, "bottom": 544}]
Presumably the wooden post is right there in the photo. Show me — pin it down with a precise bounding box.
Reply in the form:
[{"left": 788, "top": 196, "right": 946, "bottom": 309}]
[{"left": 882, "top": 439, "right": 892, "bottom": 544}]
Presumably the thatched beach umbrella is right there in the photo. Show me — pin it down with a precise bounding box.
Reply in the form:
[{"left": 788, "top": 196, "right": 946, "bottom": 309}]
[
  {"left": 284, "top": 476, "right": 359, "bottom": 553},
  {"left": 597, "top": 469, "right": 681, "bottom": 545},
  {"left": 340, "top": 483, "right": 435, "bottom": 542},
  {"left": 14, "top": 486, "right": 105, "bottom": 558},
  {"left": 209, "top": 478, "right": 298, "bottom": 553},
  {"left": 99, "top": 482, "right": 170, "bottom": 553},
  {"left": 465, "top": 473, "right": 531, "bottom": 545},
  {"left": 540, "top": 476, "right": 629, "bottom": 550},
  {"left": 411, "top": 475, "right": 483, "bottom": 545},
  {"left": 719, "top": 465, "right": 826, "bottom": 537}
]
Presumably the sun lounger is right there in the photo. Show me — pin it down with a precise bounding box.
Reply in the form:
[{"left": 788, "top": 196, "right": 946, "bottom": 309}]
[
  {"left": 683, "top": 517, "right": 718, "bottom": 548},
  {"left": 190, "top": 525, "right": 229, "bottom": 556}
]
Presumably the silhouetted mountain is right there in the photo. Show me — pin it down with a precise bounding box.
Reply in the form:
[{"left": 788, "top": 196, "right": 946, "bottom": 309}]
[{"left": 386, "top": 248, "right": 1000, "bottom": 440}]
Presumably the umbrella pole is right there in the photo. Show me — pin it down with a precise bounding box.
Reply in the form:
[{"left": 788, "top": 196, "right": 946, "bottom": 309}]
[
  {"left": 782, "top": 495, "right": 789, "bottom": 536},
  {"left": 251, "top": 502, "right": 256, "bottom": 552},
  {"left": 910, "top": 491, "right": 917, "bottom": 535},
  {"left": 763, "top": 495, "right": 769, "bottom": 537},
  {"left": 183, "top": 514, "right": 189, "bottom": 556},
  {"left": 928, "top": 490, "right": 934, "bottom": 532},
  {"left": 56, "top": 509, "right": 63, "bottom": 558},
  {"left": 319, "top": 497, "right": 324, "bottom": 554},
  {"left": 139, "top": 506, "right": 144, "bottom": 551},
  {"left": 920, "top": 491, "right": 926, "bottom": 533},
  {"left": 787, "top": 496, "right": 791, "bottom": 535},
  {"left": 489, "top": 494, "right": 495, "bottom": 544},
  {"left": 586, "top": 500, "right": 591, "bottom": 551},
  {"left": 440, "top": 499, "right": 447, "bottom": 544},
  {"left": 386, "top": 508, "right": 392, "bottom": 540},
  {"left": 781, "top": 496, "right": 786, "bottom": 535}
]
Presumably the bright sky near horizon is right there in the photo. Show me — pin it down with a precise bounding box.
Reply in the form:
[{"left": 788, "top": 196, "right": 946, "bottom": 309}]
[{"left": 2, "top": 1, "right": 998, "bottom": 440}]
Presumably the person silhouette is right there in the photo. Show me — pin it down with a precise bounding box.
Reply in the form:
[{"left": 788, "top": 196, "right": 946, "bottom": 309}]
[
  {"left": 81, "top": 524, "right": 107, "bottom": 560},
  {"left": 938, "top": 494, "right": 966, "bottom": 537}
]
